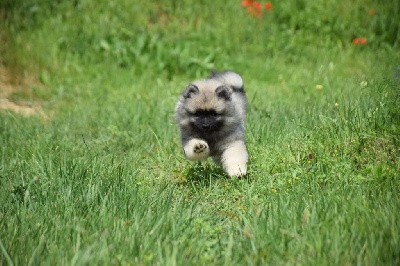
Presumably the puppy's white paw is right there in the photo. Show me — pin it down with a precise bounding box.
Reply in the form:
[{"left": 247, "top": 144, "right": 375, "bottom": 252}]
[
  {"left": 225, "top": 163, "right": 247, "bottom": 178},
  {"left": 193, "top": 142, "right": 208, "bottom": 154},
  {"left": 220, "top": 141, "right": 248, "bottom": 178},
  {"left": 184, "top": 139, "right": 209, "bottom": 161}
]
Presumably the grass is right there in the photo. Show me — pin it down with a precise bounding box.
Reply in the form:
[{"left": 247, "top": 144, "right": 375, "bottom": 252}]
[{"left": 1, "top": 0, "right": 400, "bottom": 265}]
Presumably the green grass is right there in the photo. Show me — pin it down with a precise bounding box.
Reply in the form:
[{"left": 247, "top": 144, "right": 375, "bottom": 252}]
[{"left": 1, "top": 0, "right": 400, "bottom": 265}]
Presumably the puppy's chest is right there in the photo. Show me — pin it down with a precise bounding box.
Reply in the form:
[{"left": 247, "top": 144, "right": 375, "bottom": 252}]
[{"left": 197, "top": 130, "right": 228, "bottom": 155}]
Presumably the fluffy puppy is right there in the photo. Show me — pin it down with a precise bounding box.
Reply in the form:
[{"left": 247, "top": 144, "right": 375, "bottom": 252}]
[{"left": 174, "top": 71, "right": 248, "bottom": 177}]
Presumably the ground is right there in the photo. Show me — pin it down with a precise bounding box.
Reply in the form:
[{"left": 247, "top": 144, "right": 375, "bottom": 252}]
[{"left": 0, "top": 65, "right": 46, "bottom": 117}]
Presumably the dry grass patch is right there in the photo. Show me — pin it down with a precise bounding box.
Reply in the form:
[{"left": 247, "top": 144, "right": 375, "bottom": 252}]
[{"left": 0, "top": 65, "right": 48, "bottom": 119}]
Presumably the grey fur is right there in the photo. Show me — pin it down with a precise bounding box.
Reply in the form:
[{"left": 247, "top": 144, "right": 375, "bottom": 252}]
[{"left": 174, "top": 71, "right": 248, "bottom": 177}]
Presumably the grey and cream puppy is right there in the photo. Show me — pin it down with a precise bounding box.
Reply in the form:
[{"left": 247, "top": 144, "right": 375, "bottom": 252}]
[{"left": 174, "top": 71, "right": 248, "bottom": 177}]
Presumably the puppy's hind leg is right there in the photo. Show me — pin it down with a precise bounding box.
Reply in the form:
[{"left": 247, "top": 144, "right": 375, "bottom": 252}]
[
  {"left": 221, "top": 141, "right": 248, "bottom": 177},
  {"left": 183, "top": 138, "right": 210, "bottom": 161}
]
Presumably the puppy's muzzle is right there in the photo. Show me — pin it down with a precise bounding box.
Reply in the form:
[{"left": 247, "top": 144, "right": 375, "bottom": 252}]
[{"left": 192, "top": 117, "right": 222, "bottom": 132}]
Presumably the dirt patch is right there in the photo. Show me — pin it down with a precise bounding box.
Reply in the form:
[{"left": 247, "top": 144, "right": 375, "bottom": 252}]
[
  {"left": 0, "top": 64, "right": 48, "bottom": 119},
  {"left": 0, "top": 64, "right": 16, "bottom": 98}
]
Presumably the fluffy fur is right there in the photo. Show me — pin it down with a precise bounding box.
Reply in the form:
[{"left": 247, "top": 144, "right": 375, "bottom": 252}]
[{"left": 174, "top": 71, "right": 248, "bottom": 177}]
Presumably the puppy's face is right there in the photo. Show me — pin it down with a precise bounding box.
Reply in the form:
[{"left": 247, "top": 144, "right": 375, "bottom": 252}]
[
  {"left": 187, "top": 107, "right": 223, "bottom": 133},
  {"left": 178, "top": 80, "right": 235, "bottom": 133}
]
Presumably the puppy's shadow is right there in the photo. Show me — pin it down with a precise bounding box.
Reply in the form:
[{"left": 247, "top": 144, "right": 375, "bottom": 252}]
[{"left": 184, "top": 162, "right": 228, "bottom": 187}]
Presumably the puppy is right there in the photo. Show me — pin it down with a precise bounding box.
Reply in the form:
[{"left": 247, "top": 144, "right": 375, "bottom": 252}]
[{"left": 174, "top": 71, "right": 248, "bottom": 177}]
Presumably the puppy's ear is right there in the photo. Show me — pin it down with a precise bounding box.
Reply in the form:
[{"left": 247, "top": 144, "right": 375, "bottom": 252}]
[
  {"left": 182, "top": 84, "right": 199, "bottom": 99},
  {"left": 215, "top": 85, "right": 232, "bottom": 100}
]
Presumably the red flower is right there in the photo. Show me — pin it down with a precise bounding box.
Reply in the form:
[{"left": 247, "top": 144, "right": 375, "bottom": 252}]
[
  {"left": 247, "top": 6, "right": 261, "bottom": 17},
  {"left": 368, "top": 9, "right": 376, "bottom": 16},
  {"left": 242, "top": 1, "right": 272, "bottom": 17},
  {"left": 241, "top": 0, "right": 253, "bottom": 7},
  {"left": 253, "top": 1, "right": 262, "bottom": 11},
  {"left": 353, "top": 38, "right": 367, "bottom": 45}
]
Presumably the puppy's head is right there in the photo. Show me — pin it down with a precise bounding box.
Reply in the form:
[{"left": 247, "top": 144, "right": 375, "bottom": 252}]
[
  {"left": 176, "top": 74, "right": 245, "bottom": 133},
  {"left": 182, "top": 81, "right": 231, "bottom": 132}
]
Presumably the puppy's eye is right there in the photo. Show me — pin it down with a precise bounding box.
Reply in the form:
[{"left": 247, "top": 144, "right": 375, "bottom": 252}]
[
  {"left": 193, "top": 110, "right": 218, "bottom": 116},
  {"left": 208, "top": 110, "right": 219, "bottom": 117}
]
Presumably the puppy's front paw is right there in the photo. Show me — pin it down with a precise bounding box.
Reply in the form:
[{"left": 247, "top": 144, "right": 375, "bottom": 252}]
[
  {"left": 193, "top": 142, "right": 207, "bottom": 154},
  {"left": 184, "top": 139, "right": 209, "bottom": 161},
  {"left": 220, "top": 141, "right": 248, "bottom": 178}
]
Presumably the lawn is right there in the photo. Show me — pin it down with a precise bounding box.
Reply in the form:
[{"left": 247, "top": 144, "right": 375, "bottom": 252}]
[{"left": 0, "top": 0, "right": 399, "bottom": 265}]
